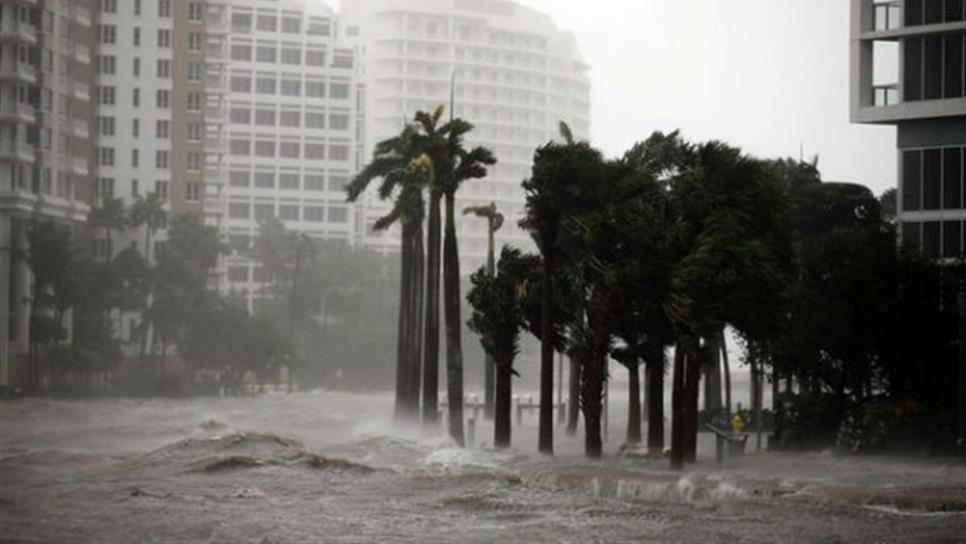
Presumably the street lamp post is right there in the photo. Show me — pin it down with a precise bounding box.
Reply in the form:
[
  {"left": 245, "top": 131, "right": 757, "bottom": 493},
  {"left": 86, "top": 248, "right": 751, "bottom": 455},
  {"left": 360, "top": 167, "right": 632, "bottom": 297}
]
[{"left": 464, "top": 203, "right": 503, "bottom": 420}]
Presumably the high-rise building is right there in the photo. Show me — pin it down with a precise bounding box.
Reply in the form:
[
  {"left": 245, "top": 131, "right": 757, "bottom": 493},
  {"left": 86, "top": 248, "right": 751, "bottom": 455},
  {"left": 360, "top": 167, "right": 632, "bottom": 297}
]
[
  {"left": 219, "top": 0, "right": 364, "bottom": 312},
  {"left": 342, "top": 0, "right": 591, "bottom": 274},
  {"left": 1, "top": 0, "right": 97, "bottom": 389},
  {"left": 850, "top": 0, "right": 966, "bottom": 257}
]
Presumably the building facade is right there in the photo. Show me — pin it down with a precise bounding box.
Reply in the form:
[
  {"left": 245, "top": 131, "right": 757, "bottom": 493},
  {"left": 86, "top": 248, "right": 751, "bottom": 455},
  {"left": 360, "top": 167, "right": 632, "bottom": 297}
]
[
  {"left": 342, "top": 0, "right": 591, "bottom": 274},
  {"left": 219, "top": 0, "right": 364, "bottom": 312},
  {"left": 851, "top": 0, "right": 966, "bottom": 257}
]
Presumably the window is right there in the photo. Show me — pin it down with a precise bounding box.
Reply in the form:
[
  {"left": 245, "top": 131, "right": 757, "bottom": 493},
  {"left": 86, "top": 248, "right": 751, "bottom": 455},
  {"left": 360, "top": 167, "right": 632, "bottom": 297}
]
[
  {"left": 256, "top": 45, "right": 277, "bottom": 63},
  {"left": 187, "top": 122, "right": 202, "bottom": 141},
  {"left": 188, "top": 63, "right": 202, "bottom": 82},
  {"left": 158, "top": 0, "right": 171, "bottom": 18},
  {"left": 304, "top": 174, "right": 325, "bottom": 191},
  {"left": 187, "top": 152, "right": 201, "bottom": 171},
  {"left": 132, "top": 179, "right": 139, "bottom": 196},
  {"left": 256, "top": 77, "right": 276, "bottom": 94},
  {"left": 255, "top": 140, "right": 275, "bottom": 157},
  {"left": 305, "top": 49, "right": 326, "bottom": 67},
  {"left": 329, "top": 113, "right": 349, "bottom": 131},
  {"left": 279, "top": 141, "right": 299, "bottom": 158},
  {"left": 307, "top": 19, "right": 330, "bottom": 36},
  {"left": 305, "top": 81, "right": 326, "bottom": 97},
  {"left": 231, "top": 107, "right": 252, "bottom": 124},
  {"left": 230, "top": 139, "right": 251, "bottom": 156},
  {"left": 281, "top": 49, "right": 301, "bottom": 65},
  {"left": 99, "top": 55, "right": 116, "bottom": 75},
  {"left": 903, "top": 149, "right": 922, "bottom": 211},
  {"left": 328, "top": 206, "right": 348, "bottom": 223},
  {"left": 131, "top": 149, "right": 139, "bottom": 167},
  {"left": 156, "top": 90, "right": 170, "bottom": 108},
  {"left": 157, "top": 59, "right": 170, "bottom": 78},
  {"left": 133, "top": 27, "right": 141, "bottom": 46},
  {"left": 281, "top": 79, "right": 301, "bottom": 96},
  {"left": 305, "top": 143, "right": 325, "bottom": 160},
  {"left": 132, "top": 88, "right": 140, "bottom": 107},
  {"left": 230, "top": 171, "right": 251, "bottom": 187},
  {"left": 229, "top": 202, "right": 250, "bottom": 219},
  {"left": 282, "top": 17, "right": 301, "bottom": 33},
  {"left": 304, "top": 205, "right": 325, "bottom": 222},
  {"left": 100, "top": 25, "right": 116, "bottom": 44},
  {"left": 230, "top": 266, "right": 249, "bottom": 283},
  {"left": 305, "top": 112, "right": 325, "bottom": 129},
  {"left": 189, "top": 33, "right": 201, "bottom": 51},
  {"left": 133, "top": 57, "right": 140, "bottom": 77},
  {"left": 329, "top": 144, "right": 349, "bottom": 161},
  {"left": 96, "top": 177, "right": 115, "bottom": 198},
  {"left": 332, "top": 52, "right": 354, "bottom": 69},
  {"left": 188, "top": 2, "right": 203, "bottom": 22},
  {"left": 279, "top": 204, "right": 299, "bottom": 221},
  {"left": 279, "top": 173, "right": 299, "bottom": 190},
  {"left": 330, "top": 82, "right": 350, "bottom": 99},
  {"left": 257, "top": 15, "right": 277, "bottom": 31},
  {"left": 186, "top": 182, "right": 201, "bottom": 202},
  {"left": 232, "top": 13, "right": 252, "bottom": 33},
  {"left": 97, "top": 116, "right": 116, "bottom": 136},
  {"left": 155, "top": 180, "right": 169, "bottom": 200},
  {"left": 328, "top": 174, "right": 348, "bottom": 192},
  {"left": 280, "top": 111, "right": 300, "bottom": 127},
  {"left": 924, "top": 35, "right": 942, "bottom": 100},
  {"left": 132, "top": 118, "right": 140, "bottom": 137},
  {"left": 944, "top": 147, "right": 964, "bottom": 210},
  {"left": 98, "top": 147, "right": 115, "bottom": 166},
  {"left": 255, "top": 172, "right": 275, "bottom": 188},
  {"left": 923, "top": 221, "right": 941, "bottom": 258},
  {"left": 231, "top": 75, "right": 252, "bottom": 92},
  {"left": 102, "top": 0, "right": 117, "bottom": 13},
  {"left": 923, "top": 149, "right": 942, "bottom": 210},
  {"left": 156, "top": 120, "right": 169, "bottom": 138},
  {"left": 157, "top": 29, "right": 171, "bottom": 48},
  {"left": 155, "top": 150, "right": 169, "bottom": 169},
  {"left": 944, "top": 33, "right": 964, "bottom": 99},
  {"left": 254, "top": 203, "right": 274, "bottom": 221},
  {"left": 904, "top": 37, "right": 923, "bottom": 102},
  {"left": 187, "top": 92, "right": 201, "bottom": 111},
  {"left": 98, "top": 86, "right": 116, "bottom": 105},
  {"left": 231, "top": 44, "right": 252, "bottom": 61}
]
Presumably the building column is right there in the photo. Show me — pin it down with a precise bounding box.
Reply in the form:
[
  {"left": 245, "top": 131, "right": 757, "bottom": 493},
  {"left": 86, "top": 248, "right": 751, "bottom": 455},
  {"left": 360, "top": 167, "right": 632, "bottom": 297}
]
[{"left": 0, "top": 213, "right": 10, "bottom": 389}]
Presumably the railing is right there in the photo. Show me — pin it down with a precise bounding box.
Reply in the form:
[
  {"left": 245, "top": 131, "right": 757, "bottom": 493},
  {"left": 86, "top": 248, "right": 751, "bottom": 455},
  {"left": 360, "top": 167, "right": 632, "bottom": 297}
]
[
  {"left": 1, "top": 101, "right": 36, "bottom": 121},
  {"left": 74, "top": 43, "right": 90, "bottom": 64},
  {"left": 206, "top": 75, "right": 228, "bottom": 92},
  {"left": 0, "top": 142, "right": 35, "bottom": 162},
  {"left": 873, "top": 83, "right": 900, "bottom": 106},
  {"left": 1, "top": 62, "right": 37, "bottom": 83},
  {"left": 874, "top": 1, "right": 901, "bottom": 31},
  {"left": 74, "top": 82, "right": 90, "bottom": 101},
  {"left": 73, "top": 157, "right": 89, "bottom": 175},
  {"left": 205, "top": 106, "right": 227, "bottom": 121},
  {"left": 207, "top": 16, "right": 230, "bottom": 34},
  {"left": 73, "top": 119, "right": 89, "bottom": 138},
  {"left": 0, "top": 18, "right": 38, "bottom": 43}
]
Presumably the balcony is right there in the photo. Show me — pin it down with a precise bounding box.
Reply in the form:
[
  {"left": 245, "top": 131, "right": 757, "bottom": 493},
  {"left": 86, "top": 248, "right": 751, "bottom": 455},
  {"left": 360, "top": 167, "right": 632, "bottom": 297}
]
[
  {"left": 205, "top": 75, "right": 228, "bottom": 94},
  {"left": 74, "top": 44, "right": 90, "bottom": 64},
  {"left": 73, "top": 119, "right": 89, "bottom": 139},
  {"left": 207, "top": 16, "right": 229, "bottom": 34},
  {"left": 73, "top": 157, "right": 89, "bottom": 176},
  {"left": 0, "top": 19, "right": 38, "bottom": 44},
  {"left": 205, "top": 169, "right": 226, "bottom": 185},
  {"left": 0, "top": 62, "right": 36, "bottom": 84},
  {"left": 75, "top": 6, "right": 91, "bottom": 27},
  {"left": 73, "top": 82, "right": 90, "bottom": 101},
  {"left": 205, "top": 106, "right": 227, "bottom": 122},
  {"left": 0, "top": 101, "right": 36, "bottom": 123},
  {"left": 206, "top": 44, "right": 229, "bottom": 64},
  {"left": 0, "top": 141, "right": 35, "bottom": 164},
  {"left": 205, "top": 137, "right": 228, "bottom": 154},
  {"left": 873, "top": 1, "right": 901, "bottom": 31}
]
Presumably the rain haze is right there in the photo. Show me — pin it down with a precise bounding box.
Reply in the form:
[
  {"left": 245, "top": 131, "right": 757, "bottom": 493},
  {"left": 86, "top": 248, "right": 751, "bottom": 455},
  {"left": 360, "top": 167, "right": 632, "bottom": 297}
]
[{"left": 2, "top": 0, "right": 965, "bottom": 543}]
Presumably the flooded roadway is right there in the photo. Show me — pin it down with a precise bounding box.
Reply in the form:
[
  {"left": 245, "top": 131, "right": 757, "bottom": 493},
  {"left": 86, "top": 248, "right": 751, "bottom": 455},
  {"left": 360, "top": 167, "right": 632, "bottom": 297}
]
[{"left": 1, "top": 391, "right": 964, "bottom": 543}]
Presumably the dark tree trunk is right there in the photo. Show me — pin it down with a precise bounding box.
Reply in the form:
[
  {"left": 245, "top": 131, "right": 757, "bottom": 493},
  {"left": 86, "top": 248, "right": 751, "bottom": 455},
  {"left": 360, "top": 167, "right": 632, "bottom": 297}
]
[
  {"left": 443, "top": 194, "right": 464, "bottom": 446},
  {"left": 484, "top": 226, "right": 496, "bottom": 421},
  {"left": 394, "top": 226, "right": 413, "bottom": 420},
  {"left": 582, "top": 285, "right": 611, "bottom": 459},
  {"left": 422, "top": 193, "right": 442, "bottom": 426},
  {"left": 720, "top": 329, "right": 732, "bottom": 422},
  {"left": 670, "top": 342, "right": 686, "bottom": 470},
  {"left": 494, "top": 359, "right": 512, "bottom": 448},
  {"left": 407, "top": 223, "right": 425, "bottom": 417},
  {"left": 683, "top": 342, "right": 703, "bottom": 463},
  {"left": 646, "top": 341, "right": 665, "bottom": 454},
  {"left": 566, "top": 355, "right": 580, "bottom": 436},
  {"left": 626, "top": 363, "right": 642, "bottom": 445},
  {"left": 538, "top": 254, "right": 555, "bottom": 454}
]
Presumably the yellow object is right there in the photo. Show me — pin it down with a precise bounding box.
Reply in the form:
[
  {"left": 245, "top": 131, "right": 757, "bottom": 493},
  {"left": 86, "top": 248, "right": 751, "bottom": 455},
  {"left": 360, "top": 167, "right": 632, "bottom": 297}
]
[{"left": 731, "top": 413, "right": 745, "bottom": 435}]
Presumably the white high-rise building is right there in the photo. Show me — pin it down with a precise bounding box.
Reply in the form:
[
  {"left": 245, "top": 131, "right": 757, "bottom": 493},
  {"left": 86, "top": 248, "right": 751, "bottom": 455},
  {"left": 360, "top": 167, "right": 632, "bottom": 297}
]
[
  {"left": 342, "top": 0, "right": 591, "bottom": 274},
  {"left": 219, "top": 0, "right": 365, "bottom": 311}
]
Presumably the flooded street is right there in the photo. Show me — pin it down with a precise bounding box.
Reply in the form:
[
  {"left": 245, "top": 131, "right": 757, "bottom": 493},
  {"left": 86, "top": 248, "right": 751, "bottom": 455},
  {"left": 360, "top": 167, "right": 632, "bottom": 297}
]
[{"left": 1, "top": 391, "right": 964, "bottom": 543}]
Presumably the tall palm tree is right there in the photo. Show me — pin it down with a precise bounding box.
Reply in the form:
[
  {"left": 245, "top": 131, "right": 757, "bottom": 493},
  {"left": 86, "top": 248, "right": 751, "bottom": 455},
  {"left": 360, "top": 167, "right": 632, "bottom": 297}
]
[
  {"left": 440, "top": 138, "right": 495, "bottom": 446},
  {"left": 129, "top": 193, "right": 166, "bottom": 265},
  {"left": 88, "top": 196, "right": 127, "bottom": 260},
  {"left": 463, "top": 202, "right": 504, "bottom": 420}
]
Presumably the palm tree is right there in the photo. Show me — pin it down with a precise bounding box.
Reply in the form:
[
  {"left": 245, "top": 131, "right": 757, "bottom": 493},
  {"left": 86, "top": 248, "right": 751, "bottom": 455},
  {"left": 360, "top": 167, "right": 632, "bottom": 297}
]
[
  {"left": 521, "top": 122, "right": 602, "bottom": 455},
  {"left": 347, "top": 123, "right": 427, "bottom": 420},
  {"left": 88, "top": 196, "right": 127, "bottom": 260},
  {"left": 129, "top": 193, "right": 166, "bottom": 265},
  {"left": 463, "top": 202, "right": 504, "bottom": 420}
]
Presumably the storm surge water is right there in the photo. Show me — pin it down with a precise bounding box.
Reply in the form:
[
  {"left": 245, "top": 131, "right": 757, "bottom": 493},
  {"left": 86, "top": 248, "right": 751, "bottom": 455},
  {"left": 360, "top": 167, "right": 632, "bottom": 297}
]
[{"left": 1, "top": 391, "right": 964, "bottom": 543}]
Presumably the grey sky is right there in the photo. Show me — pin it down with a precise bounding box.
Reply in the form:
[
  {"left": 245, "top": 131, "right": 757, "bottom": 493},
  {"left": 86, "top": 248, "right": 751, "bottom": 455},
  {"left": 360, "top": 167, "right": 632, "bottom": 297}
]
[{"left": 332, "top": 0, "right": 898, "bottom": 194}]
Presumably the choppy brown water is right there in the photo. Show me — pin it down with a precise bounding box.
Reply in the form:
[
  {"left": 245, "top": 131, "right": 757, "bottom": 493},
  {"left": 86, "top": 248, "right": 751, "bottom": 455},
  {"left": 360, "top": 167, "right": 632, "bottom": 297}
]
[{"left": 1, "top": 391, "right": 964, "bottom": 543}]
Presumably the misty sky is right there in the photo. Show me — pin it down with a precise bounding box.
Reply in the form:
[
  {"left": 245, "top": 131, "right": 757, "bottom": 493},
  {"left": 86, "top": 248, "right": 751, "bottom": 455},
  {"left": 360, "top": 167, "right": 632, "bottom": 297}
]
[{"left": 330, "top": 0, "right": 898, "bottom": 195}]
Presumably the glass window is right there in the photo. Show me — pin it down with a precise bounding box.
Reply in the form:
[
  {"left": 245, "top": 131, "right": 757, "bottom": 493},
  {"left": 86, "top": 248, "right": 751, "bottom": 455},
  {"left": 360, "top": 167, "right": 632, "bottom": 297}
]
[
  {"left": 304, "top": 205, "right": 325, "bottom": 221},
  {"left": 305, "top": 143, "right": 325, "bottom": 160},
  {"left": 230, "top": 107, "right": 251, "bottom": 124},
  {"left": 923, "top": 148, "right": 941, "bottom": 210},
  {"left": 279, "top": 173, "right": 299, "bottom": 189},
  {"left": 944, "top": 147, "right": 963, "bottom": 210},
  {"left": 254, "top": 172, "right": 275, "bottom": 188},
  {"left": 329, "top": 113, "right": 349, "bottom": 130},
  {"left": 944, "top": 220, "right": 962, "bottom": 257},
  {"left": 305, "top": 174, "right": 325, "bottom": 191},
  {"left": 902, "top": 149, "right": 922, "bottom": 211},
  {"left": 923, "top": 35, "right": 943, "bottom": 100},
  {"left": 281, "top": 49, "right": 300, "bottom": 65},
  {"left": 280, "top": 111, "right": 300, "bottom": 127},
  {"left": 231, "top": 44, "right": 252, "bottom": 61},
  {"left": 947, "top": 0, "right": 965, "bottom": 21},
  {"left": 902, "top": 221, "right": 922, "bottom": 249},
  {"left": 256, "top": 77, "right": 276, "bottom": 94},
  {"left": 328, "top": 174, "right": 348, "bottom": 192},
  {"left": 924, "top": 0, "right": 943, "bottom": 23},
  {"left": 280, "top": 79, "right": 301, "bottom": 96},
  {"left": 329, "top": 144, "right": 349, "bottom": 161},
  {"left": 328, "top": 207, "right": 348, "bottom": 223},
  {"left": 256, "top": 46, "right": 276, "bottom": 63},
  {"left": 229, "top": 202, "right": 250, "bottom": 219},
  {"left": 305, "top": 81, "right": 326, "bottom": 97},
  {"left": 254, "top": 203, "right": 274, "bottom": 221},
  {"left": 231, "top": 75, "right": 252, "bottom": 92},
  {"left": 255, "top": 108, "right": 275, "bottom": 125},
  {"left": 923, "top": 221, "right": 941, "bottom": 258},
  {"left": 305, "top": 112, "right": 326, "bottom": 129},
  {"left": 255, "top": 140, "right": 275, "bottom": 157},
  {"left": 305, "top": 49, "right": 325, "bottom": 67},
  {"left": 256, "top": 15, "right": 277, "bottom": 32},
  {"left": 330, "top": 82, "right": 350, "bottom": 99},
  {"left": 280, "top": 142, "right": 300, "bottom": 158},
  {"left": 945, "top": 33, "right": 964, "bottom": 98},
  {"left": 907, "top": 0, "right": 924, "bottom": 25},
  {"left": 230, "top": 139, "right": 251, "bottom": 156},
  {"left": 230, "top": 266, "right": 249, "bottom": 283},
  {"left": 904, "top": 37, "right": 922, "bottom": 102},
  {"left": 279, "top": 204, "right": 299, "bottom": 221},
  {"left": 230, "top": 171, "right": 251, "bottom": 187},
  {"left": 281, "top": 18, "right": 301, "bottom": 33},
  {"left": 232, "top": 13, "right": 252, "bottom": 33}
]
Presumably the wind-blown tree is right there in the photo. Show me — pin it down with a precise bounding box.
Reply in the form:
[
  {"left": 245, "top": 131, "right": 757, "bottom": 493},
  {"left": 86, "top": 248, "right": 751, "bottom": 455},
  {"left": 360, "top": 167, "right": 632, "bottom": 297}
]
[
  {"left": 521, "top": 122, "right": 603, "bottom": 455},
  {"left": 88, "top": 196, "right": 127, "bottom": 258},
  {"left": 467, "top": 246, "right": 536, "bottom": 447},
  {"left": 347, "top": 122, "right": 427, "bottom": 420},
  {"left": 129, "top": 193, "right": 166, "bottom": 264}
]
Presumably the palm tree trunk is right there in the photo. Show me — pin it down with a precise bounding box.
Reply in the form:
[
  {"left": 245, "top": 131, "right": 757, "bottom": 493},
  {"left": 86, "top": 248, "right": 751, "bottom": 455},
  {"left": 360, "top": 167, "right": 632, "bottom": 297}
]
[
  {"left": 720, "top": 329, "right": 732, "bottom": 422},
  {"left": 484, "top": 222, "right": 496, "bottom": 421},
  {"left": 494, "top": 359, "right": 512, "bottom": 448},
  {"left": 443, "top": 193, "right": 464, "bottom": 446},
  {"left": 408, "top": 223, "right": 425, "bottom": 417},
  {"left": 583, "top": 285, "right": 611, "bottom": 459},
  {"left": 670, "top": 342, "right": 686, "bottom": 470},
  {"left": 394, "top": 226, "right": 413, "bottom": 420},
  {"left": 646, "top": 342, "right": 665, "bottom": 454},
  {"left": 538, "top": 253, "right": 555, "bottom": 454},
  {"left": 626, "top": 363, "right": 642, "bottom": 445},
  {"left": 566, "top": 354, "right": 580, "bottom": 436},
  {"left": 422, "top": 193, "right": 442, "bottom": 426},
  {"left": 684, "top": 340, "right": 708, "bottom": 463}
]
